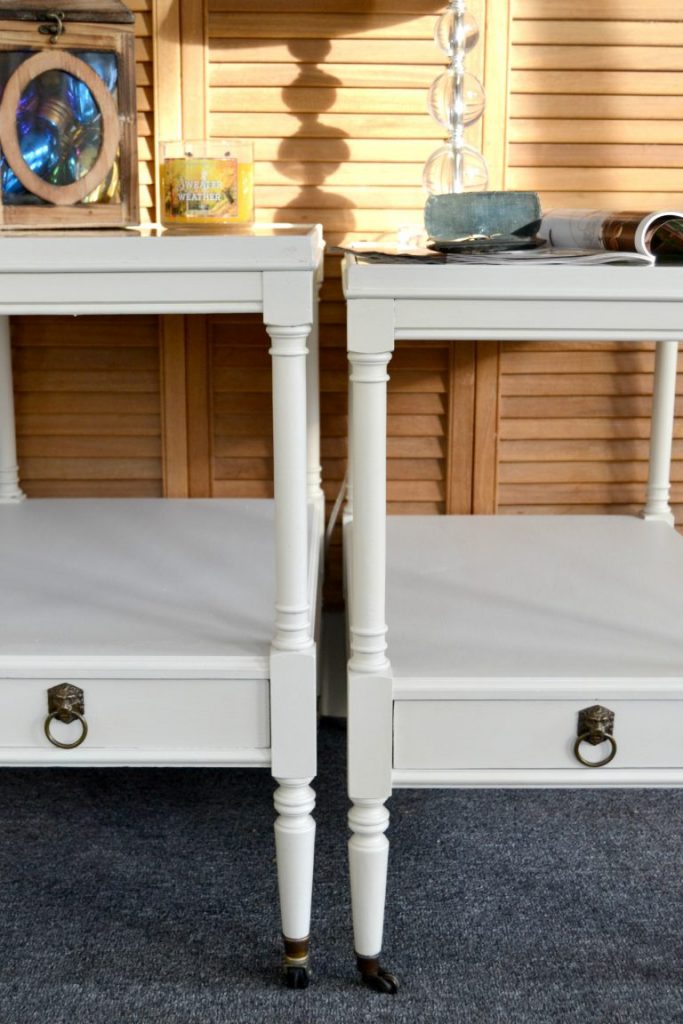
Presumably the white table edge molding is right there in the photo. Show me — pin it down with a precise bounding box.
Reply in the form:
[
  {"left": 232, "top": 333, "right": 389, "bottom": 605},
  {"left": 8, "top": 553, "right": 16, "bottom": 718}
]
[
  {"left": 0, "top": 225, "right": 324, "bottom": 988},
  {"left": 342, "top": 252, "right": 682, "bottom": 991}
]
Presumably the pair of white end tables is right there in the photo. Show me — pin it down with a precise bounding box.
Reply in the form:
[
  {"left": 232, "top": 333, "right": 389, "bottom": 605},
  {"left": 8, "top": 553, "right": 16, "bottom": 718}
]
[{"left": 0, "top": 226, "right": 681, "bottom": 993}]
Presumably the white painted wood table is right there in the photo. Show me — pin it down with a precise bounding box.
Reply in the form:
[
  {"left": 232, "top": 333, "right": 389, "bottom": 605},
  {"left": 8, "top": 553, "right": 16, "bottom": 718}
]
[
  {"left": 0, "top": 225, "right": 325, "bottom": 988},
  {"left": 342, "top": 254, "right": 683, "bottom": 992}
]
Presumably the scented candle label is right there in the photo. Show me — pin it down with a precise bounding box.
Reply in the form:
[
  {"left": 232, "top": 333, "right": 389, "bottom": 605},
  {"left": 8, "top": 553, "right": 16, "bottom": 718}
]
[{"left": 161, "top": 154, "right": 253, "bottom": 224}]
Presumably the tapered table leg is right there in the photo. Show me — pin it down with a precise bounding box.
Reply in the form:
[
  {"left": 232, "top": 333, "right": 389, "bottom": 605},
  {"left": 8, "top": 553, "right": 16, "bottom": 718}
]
[
  {"left": 347, "top": 347, "right": 397, "bottom": 993},
  {"left": 268, "top": 317, "right": 317, "bottom": 987},
  {"left": 642, "top": 340, "right": 678, "bottom": 524}
]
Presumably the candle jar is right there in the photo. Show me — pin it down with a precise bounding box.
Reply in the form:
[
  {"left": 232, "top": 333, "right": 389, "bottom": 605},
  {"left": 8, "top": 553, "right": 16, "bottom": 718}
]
[{"left": 160, "top": 140, "right": 254, "bottom": 227}]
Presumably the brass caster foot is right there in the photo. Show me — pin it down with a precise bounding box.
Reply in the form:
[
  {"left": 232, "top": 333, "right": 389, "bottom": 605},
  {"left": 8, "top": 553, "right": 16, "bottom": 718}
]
[
  {"left": 282, "top": 937, "right": 311, "bottom": 990},
  {"left": 356, "top": 954, "right": 399, "bottom": 994}
]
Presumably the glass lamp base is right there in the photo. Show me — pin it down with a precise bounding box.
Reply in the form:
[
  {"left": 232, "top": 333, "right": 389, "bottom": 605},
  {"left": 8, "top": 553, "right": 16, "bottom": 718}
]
[{"left": 422, "top": 142, "right": 489, "bottom": 195}]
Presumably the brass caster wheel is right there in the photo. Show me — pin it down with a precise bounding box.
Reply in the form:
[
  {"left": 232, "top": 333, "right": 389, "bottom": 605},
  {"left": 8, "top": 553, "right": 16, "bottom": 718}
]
[
  {"left": 282, "top": 964, "right": 311, "bottom": 990},
  {"left": 356, "top": 954, "right": 399, "bottom": 994},
  {"left": 282, "top": 938, "right": 311, "bottom": 989}
]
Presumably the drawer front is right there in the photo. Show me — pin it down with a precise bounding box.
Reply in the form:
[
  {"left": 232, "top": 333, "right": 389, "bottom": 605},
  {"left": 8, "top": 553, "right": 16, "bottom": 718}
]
[
  {"left": 393, "top": 700, "right": 683, "bottom": 771},
  {"left": 0, "top": 678, "right": 270, "bottom": 752}
]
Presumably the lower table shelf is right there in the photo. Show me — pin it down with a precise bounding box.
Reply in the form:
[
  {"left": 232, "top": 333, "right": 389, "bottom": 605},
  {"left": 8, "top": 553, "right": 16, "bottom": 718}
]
[
  {"left": 0, "top": 497, "right": 321, "bottom": 766},
  {"left": 386, "top": 515, "right": 683, "bottom": 787}
]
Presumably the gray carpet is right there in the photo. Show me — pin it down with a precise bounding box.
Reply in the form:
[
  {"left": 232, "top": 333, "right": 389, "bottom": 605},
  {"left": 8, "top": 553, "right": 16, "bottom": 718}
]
[{"left": 0, "top": 720, "right": 681, "bottom": 1024}]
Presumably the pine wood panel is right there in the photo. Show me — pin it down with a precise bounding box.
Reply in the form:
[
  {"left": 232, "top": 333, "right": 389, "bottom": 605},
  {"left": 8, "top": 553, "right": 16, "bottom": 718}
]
[
  {"left": 501, "top": 395, "right": 683, "bottom": 419},
  {"left": 511, "top": 70, "right": 683, "bottom": 95},
  {"left": 160, "top": 316, "right": 189, "bottom": 497},
  {"left": 511, "top": 96, "right": 683, "bottom": 119},
  {"left": 209, "top": 12, "right": 441, "bottom": 39},
  {"left": 513, "top": 124, "right": 683, "bottom": 147},
  {"left": 517, "top": 0, "right": 682, "bottom": 16},
  {"left": 210, "top": 317, "right": 273, "bottom": 498},
  {"left": 512, "top": 45, "right": 683, "bottom": 71},
  {"left": 388, "top": 343, "right": 449, "bottom": 514},
  {"left": 512, "top": 20, "right": 683, "bottom": 45},
  {"left": 259, "top": 162, "right": 430, "bottom": 185},
  {"left": 502, "top": 418, "right": 683, "bottom": 440},
  {"left": 211, "top": 86, "right": 433, "bottom": 114},
  {"left": 208, "top": 316, "right": 271, "bottom": 498},
  {"left": 13, "top": 317, "right": 162, "bottom": 498},
  {"left": 523, "top": 192, "right": 683, "bottom": 209},
  {"left": 497, "top": 340, "right": 683, "bottom": 516},
  {"left": 210, "top": 64, "right": 437, "bottom": 88},
  {"left": 510, "top": 145, "right": 683, "bottom": 168},
  {"left": 210, "top": 38, "right": 440, "bottom": 63},
  {"left": 134, "top": 0, "right": 155, "bottom": 223}
]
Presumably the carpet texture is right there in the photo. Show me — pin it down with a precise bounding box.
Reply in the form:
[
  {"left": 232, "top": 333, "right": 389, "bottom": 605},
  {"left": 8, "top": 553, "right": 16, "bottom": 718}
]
[{"left": 0, "top": 720, "right": 681, "bottom": 1023}]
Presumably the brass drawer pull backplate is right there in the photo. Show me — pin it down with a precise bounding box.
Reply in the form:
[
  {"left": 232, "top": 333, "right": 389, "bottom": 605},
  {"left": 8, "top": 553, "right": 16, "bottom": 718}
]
[
  {"left": 44, "top": 683, "right": 88, "bottom": 749},
  {"left": 574, "top": 704, "right": 617, "bottom": 768}
]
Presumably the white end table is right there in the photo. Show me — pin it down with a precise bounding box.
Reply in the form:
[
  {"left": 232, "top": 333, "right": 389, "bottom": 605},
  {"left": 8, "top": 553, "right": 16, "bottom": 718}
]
[
  {"left": 343, "top": 255, "right": 683, "bottom": 991},
  {"left": 0, "top": 225, "right": 324, "bottom": 988}
]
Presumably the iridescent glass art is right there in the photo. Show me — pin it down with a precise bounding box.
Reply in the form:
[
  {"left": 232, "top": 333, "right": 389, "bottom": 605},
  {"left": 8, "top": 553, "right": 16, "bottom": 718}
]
[{"left": 0, "top": 49, "right": 120, "bottom": 207}]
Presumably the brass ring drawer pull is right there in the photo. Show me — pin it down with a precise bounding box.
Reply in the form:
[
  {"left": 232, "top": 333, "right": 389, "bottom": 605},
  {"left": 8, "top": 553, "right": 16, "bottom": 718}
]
[
  {"left": 44, "top": 683, "right": 88, "bottom": 749},
  {"left": 574, "top": 704, "right": 617, "bottom": 768},
  {"left": 574, "top": 731, "right": 617, "bottom": 768},
  {"left": 44, "top": 708, "right": 88, "bottom": 749}
]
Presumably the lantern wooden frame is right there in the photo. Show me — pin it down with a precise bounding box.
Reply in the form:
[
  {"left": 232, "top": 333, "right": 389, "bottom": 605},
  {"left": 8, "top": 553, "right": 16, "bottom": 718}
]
[{"left": 0, "top": 2, "right": 138, "bottom": 228}]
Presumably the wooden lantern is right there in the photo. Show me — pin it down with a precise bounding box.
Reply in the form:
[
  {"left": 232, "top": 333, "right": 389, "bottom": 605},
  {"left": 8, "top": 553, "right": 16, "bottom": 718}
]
[{"left": 0, "top": 1, "right": 138, "bottom": 228}]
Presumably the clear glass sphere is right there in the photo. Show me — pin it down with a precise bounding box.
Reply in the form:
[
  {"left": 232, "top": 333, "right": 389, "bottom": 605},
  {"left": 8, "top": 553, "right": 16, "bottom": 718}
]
[
  {"left": 428, "top": 69, "right": 485, "bottom": 130},
  {"left": 434, "top": 8, "right": 480, "bottom": 58},
  {"left": 422, "top": 142, "right": 489, "bottom": 195}
]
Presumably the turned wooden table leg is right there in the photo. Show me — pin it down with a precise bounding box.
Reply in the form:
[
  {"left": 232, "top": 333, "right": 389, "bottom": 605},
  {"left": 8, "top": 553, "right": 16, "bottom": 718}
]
[
  {"left": 642, "top": 340, "right": 678, "bottom": 525},
  {"left": 348, "top": 798, "right": 398, "bottom": 993},
  {"left": 0, "top": 316, "right": 25, "bottom": 503},
  {"left": 347, "top": 345, "right": 397, "bottom": 993},
  {"left": 274, "top": 776, "right": 316, "bottom": 988},
  {"left": 306, "top": 281, "right": 324, "bottom": 508},
  {"left": 266, "top": 296, "right": 317, "bottom": 987}
]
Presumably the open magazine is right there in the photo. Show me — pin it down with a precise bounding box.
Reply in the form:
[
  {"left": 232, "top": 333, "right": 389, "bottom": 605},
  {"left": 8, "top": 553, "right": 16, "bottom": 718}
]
[
  {"left": 335, "top": 241, "right": 654, "bottom": 266},
  {"left": 537, "top": 209, "right": 683, "bottom": 262},
  {"left": 337, "top": 243, "right": 654, "bottom": 266}
]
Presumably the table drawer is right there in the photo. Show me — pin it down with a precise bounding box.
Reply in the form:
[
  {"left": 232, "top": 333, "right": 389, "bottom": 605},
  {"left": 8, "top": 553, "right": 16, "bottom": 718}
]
[
  {"left": 0, "top": 677, "right": 270, "bottom": 753},
  {"left": 393, "top": 699, "right": 683, "bottom": 772}
]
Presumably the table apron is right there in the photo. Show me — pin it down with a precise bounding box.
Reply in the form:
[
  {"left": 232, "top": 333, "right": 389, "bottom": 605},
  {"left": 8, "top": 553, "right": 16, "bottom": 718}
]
[
  {"left": 0, "top": 271, "right": 264, "bottom": 313},
  {"left": 393, "top": 298, "right": 683, "bottom": 340}
]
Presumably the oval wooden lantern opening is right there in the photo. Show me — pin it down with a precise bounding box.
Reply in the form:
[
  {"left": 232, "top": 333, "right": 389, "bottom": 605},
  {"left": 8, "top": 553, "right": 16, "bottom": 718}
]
[{"left": 0, "top": 49, "right": 120, "bottom": 207}]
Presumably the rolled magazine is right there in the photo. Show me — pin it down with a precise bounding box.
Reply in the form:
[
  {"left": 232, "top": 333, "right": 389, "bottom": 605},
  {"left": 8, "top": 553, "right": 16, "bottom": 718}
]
[{"left": 537, "top": 210, "right": 683, "bottom": 262}]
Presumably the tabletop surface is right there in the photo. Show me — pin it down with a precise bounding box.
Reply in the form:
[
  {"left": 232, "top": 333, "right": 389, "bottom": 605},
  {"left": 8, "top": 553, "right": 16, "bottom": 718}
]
[
  {"left": 0, "top": 223, "right": 324, "bottom": 274},
  {"left": 342, "top": 252, "right": 683, "bottom": 302}
]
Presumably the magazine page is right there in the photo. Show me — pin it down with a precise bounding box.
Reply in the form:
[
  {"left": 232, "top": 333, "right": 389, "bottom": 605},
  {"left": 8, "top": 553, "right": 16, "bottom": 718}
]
[
  {"left": 538, "top": 209, "right": 683, "bottom": 257},
  {"left": 429, "top": 248, "right": 653, "bottom": 265},
  {"left": 536, "top": 210, "right": 607, "bottom": 251},
  {"left": 335, "top": 243, "right": 653, "bottom": 266},
  {"left": 634, "top": 212, "right": 683, "bottom": 260}
]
